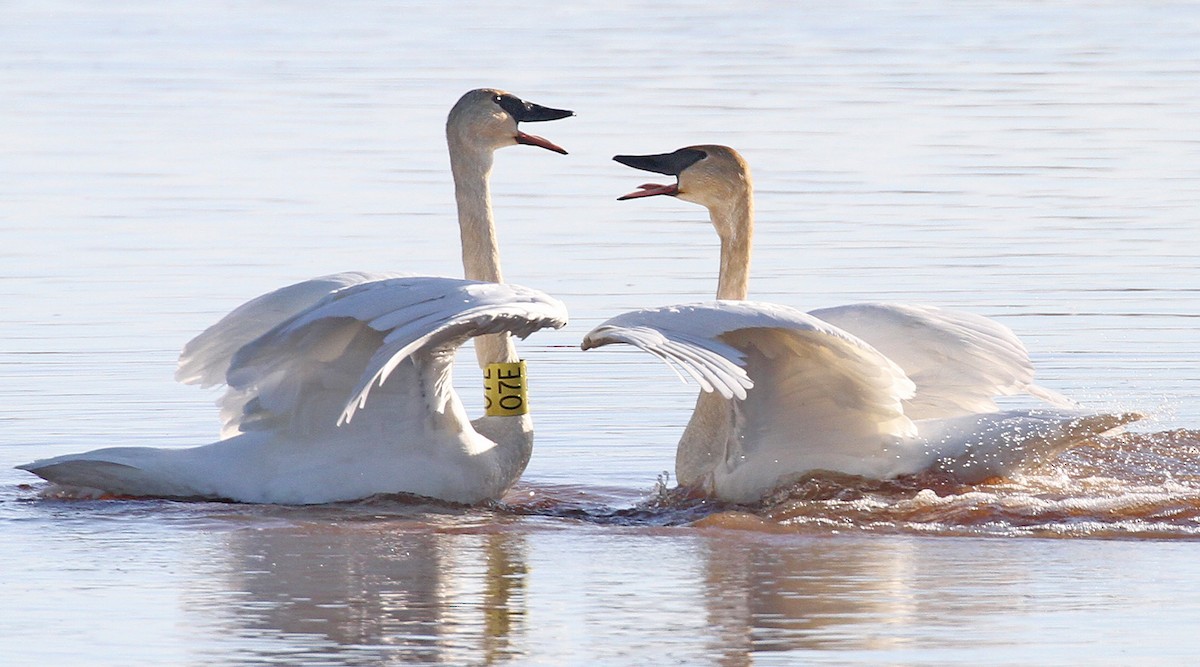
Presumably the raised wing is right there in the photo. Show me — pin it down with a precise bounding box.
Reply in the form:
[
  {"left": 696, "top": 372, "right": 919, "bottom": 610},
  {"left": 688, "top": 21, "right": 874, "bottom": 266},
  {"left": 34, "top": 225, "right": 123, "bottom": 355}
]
[
  {"left": 810, "top": 302, "right": 1076, "bottom": 420},
  {"left": 583, "top": 301, "right": 920, "bottom": 488},
  {"left": 583, "top": 312, "right": 753, "bottom": 400},
  {"left": 218, "top": 276, "right": 567, "bottom": 435},
  {"left": 176, "top": 271, "right": 405, "bottom": 388}
]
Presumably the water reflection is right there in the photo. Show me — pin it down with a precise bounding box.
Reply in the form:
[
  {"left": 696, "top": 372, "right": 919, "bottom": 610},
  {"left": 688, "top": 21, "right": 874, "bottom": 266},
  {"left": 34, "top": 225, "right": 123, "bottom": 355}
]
[
  {"left": 197, "top": 514, "right": 528, "bottom": 665},
  {"left": 193, "top": 517, "right": 1075, "bottom": 665},
  {"left": 694, "top": 530, "right": 1136, "bottom": 665},
  {"left": 699, "top": 533, "right": 920, "bottom": 664},
  {"left": 168, "top": 432, "right": 1200, "bottom": 666},
  {"left": 110, "top": 488, "right": 1196, "bottom": 666}
]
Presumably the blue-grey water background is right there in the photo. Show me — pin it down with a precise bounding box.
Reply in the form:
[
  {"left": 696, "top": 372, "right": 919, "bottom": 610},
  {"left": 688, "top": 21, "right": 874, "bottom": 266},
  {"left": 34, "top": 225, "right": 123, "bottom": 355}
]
[{"left": 2, "top": 1, "right": 1199, "bottom": 665}]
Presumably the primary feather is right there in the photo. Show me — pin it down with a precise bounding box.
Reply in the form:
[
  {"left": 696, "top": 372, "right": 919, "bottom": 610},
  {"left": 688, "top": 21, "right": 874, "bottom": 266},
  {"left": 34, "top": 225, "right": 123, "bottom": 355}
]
[{"left": 811, "top": 302, "right": 1077, "bottom": 420}]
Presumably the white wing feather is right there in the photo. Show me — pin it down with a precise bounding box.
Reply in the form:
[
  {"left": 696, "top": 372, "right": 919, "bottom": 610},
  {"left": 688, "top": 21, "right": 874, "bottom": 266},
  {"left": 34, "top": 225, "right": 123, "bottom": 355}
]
[
  {"left": 176, "top": 271, "right": 407, "bottom": 387},
  {"left": 811, "top": 302, "right": 1076, "bottom": 419},
  {"left": 583, "top": 320, "right": 752, "bottom": 399},
  {"left": 221, "top": 276, "right": 567, "bottom": 433},
  {"left": 582, "top": 300, "right": 920, "bottom": 463}
]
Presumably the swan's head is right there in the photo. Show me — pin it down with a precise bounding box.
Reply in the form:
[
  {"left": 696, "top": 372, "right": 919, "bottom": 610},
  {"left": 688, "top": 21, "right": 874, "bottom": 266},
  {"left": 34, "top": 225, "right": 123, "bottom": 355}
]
[
  {"left": 447, "top": 88, "right": 574, "bottom": 155},
  {"left": 613, "top": 145, "right": 751, "bottom": 212}
]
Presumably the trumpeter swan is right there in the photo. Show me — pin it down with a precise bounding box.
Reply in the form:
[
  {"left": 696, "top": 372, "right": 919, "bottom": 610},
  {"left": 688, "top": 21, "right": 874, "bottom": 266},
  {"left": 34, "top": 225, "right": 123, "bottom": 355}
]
[
  {"left": 583, "top": 145, "right": 1140, "bottom": 503},
  {"left": 19, "top": 89, "right": 572, "bottom": 504}
]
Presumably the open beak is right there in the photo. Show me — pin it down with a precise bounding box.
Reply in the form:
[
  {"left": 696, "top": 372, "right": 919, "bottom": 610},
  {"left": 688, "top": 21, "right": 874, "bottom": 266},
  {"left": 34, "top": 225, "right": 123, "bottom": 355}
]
[
  {"left": 613, "top": 148, "right": 707, "bottom": 200},
  {"left": 497, "top": 94, "right": 574, "bottom": 155},
  {"left": 617, "top": 182, "right": 679, "bottom": 200},
  {"left": 516, "top": 131, "right": 568, "bottom": 155}
]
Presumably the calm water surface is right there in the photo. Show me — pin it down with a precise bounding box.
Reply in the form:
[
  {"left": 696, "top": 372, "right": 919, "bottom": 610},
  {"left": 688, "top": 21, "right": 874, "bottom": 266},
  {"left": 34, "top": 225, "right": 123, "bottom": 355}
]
[{"left": 2, "top": 1, "right": 1200, "bottom": 664}]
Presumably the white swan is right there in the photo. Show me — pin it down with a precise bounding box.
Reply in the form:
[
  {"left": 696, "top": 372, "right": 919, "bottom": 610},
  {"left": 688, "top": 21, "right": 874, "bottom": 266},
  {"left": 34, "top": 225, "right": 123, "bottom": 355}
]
[
  {"left": 583, "top": 145, "right": 1141, "bottom": 503},
  {"left": 18, "top": 89, "right": 573, "bottom": 504}
]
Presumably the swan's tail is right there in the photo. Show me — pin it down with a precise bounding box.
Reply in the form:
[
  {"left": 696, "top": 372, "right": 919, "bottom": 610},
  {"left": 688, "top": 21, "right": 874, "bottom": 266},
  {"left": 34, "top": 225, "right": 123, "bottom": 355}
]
[
  {"left": 926, "top": 409, "right": 1144, "bottom": 483},
  {"left": 17, "top": 447, "right": 204, "bottom": 499}
]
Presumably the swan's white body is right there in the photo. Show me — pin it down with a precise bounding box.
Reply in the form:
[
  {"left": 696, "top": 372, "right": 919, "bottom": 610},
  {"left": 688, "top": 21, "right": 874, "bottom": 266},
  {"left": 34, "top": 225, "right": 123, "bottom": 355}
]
[
  {"left": 588, "top": 145, "right": 1140, "bottom": 502},
  {"left": 19, "top": 89, "right": 574, "bottom": 504},
  {"left": 30, "top": 277, "right": 566, "bottom": 503},
  {"left": 584, "top": 301, "right": 1134, "bottom": 502}
]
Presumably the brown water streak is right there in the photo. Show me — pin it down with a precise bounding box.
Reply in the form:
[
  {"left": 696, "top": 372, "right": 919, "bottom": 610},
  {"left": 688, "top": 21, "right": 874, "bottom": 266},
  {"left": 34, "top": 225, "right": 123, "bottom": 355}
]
[{"left": 743, "top": 430, "right": 1200, "bottom": 539}]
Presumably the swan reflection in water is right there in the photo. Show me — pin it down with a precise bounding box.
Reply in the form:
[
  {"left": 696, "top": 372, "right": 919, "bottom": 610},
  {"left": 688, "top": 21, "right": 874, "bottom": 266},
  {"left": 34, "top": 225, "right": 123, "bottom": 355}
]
[
  {"left": 177, "top": 427, "right": 1200, "bottom": 665},
  {"left": 188, "top": 506, "right": 529, "bottom": 665},
  {"left": 176, "top": 501, "right": 988, "bottom": 664},
  {"left": 699, "top": 532, "right": 924, "bottom": 662}
]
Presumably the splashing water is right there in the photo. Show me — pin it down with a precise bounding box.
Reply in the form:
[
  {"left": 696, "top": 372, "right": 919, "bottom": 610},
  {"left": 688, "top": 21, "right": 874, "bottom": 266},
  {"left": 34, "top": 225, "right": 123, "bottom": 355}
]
[
  {"left": 480, "top": 431, "right": 1200, "bottom": 539},
  {"left": 743, "top": 430, "right": 1200, "bottom": 539}
]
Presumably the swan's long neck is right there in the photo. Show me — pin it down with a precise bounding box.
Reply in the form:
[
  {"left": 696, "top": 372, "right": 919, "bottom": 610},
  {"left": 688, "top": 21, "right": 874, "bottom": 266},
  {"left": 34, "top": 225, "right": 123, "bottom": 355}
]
[
  {"left": 450, "top": 135, "right": 532, "bottom": 477},
  {"left": 675, "top": 189, "right": 753, "bottom": 487},
  {"left": 450, "top": 140, "right": 519, "bottom": 368},
  {"left": 713, "top": 191, "right": 753, "bottom": 300}
]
